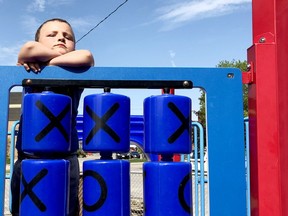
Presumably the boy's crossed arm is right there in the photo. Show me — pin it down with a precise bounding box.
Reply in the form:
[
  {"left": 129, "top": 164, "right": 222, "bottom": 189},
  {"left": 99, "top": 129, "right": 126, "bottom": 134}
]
[{"left": 18, "top": 41, "right": 94, "bottom": 72}]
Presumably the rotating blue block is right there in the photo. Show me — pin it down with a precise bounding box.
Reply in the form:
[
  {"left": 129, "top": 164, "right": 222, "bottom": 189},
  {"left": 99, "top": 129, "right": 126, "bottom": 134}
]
[
  {"left": 22, "top": 91, "right": 72, "bottom": 153},
  {"left": 144, "top": 94, "right": 191, "bottom": 154},
  {"left": 143, "top": 162, "right": 192, "bottom": 216},
  {"left": 83, "top": 93, "right": 130, "bottom": 152},
  {"left": 20, "top": 159, "right": 69, "bottom": 216},
  {"left": 83, "top": 160, "right": 130, "bottom": 216}
]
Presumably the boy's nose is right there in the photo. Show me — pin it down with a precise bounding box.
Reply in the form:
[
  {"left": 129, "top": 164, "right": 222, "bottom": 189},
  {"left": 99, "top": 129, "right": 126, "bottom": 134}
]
[{"left": 57, "top": 36, "right": 65, "bottom": 42}]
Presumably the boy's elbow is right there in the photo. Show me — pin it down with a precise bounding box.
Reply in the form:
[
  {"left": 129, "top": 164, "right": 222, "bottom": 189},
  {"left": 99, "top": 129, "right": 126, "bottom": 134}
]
[
  {"left": 22, "top": 41, "right": 37, "bottom": 50},
  {"left": 83, "top": 50, "right": 95, "bottom": 66},
  {"left": 18, "top": 41, "right": 36, "bottom": 62}
]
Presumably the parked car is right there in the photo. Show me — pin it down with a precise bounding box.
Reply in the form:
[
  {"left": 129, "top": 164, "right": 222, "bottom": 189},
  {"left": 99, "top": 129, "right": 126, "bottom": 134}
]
[
  {"left": 130, "top": 151, "right": 140, "bottom": 159},
  {"left": 116, "top": 152, "right": 130, "bottom": 159}
]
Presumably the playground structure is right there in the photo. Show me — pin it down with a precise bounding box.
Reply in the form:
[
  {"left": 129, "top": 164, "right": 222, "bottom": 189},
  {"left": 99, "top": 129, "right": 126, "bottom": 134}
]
[
  {"left": 0, "top": 0, "right": 286, "bottom": 215},
  {"left": 0, "top": 66, "right": 245, "bottom": 215},
  {"left": 6, "top": 115, "right": 210, "bottom": 215},
  {"left": 244, "top": 0, "right": 288, "bottom": 215}
]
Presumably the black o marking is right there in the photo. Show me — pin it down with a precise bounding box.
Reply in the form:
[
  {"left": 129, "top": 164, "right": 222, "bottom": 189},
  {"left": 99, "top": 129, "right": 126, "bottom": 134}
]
[
  {"left": 83, "top": 170, "right": 108, "bottom": 212},
  {"left": 178, "top": 173, "right": 192, "bottom": 214}
]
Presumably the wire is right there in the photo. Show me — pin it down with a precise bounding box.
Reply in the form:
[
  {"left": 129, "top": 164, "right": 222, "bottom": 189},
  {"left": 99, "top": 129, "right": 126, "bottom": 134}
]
[{"left": 76, "top": 0, "right": 128, "bottom": 43}]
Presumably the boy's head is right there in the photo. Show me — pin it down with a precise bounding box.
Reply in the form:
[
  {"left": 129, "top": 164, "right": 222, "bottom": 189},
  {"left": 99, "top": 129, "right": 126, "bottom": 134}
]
[{"left": 35, "top": 18, "right": 75, "bottom": 54}]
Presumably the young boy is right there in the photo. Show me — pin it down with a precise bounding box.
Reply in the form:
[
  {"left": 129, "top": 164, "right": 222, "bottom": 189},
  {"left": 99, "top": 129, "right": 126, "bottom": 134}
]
[{"left": 12, "top": 18, "right": 94, "bottom": 216}]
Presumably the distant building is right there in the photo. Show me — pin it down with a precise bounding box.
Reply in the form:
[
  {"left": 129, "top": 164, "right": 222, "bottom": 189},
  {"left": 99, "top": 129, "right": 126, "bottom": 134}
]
[{"left": 9, "top": 92, "right": 22, "bottom": 121}]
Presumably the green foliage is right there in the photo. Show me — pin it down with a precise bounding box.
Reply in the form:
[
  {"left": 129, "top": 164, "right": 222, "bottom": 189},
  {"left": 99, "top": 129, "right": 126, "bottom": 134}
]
[
  {"left": 194, "top": 59, "right": 248, "bottom": 126},
  {"left": 193, "top": 89, "right": 206, "bottom": 127}
]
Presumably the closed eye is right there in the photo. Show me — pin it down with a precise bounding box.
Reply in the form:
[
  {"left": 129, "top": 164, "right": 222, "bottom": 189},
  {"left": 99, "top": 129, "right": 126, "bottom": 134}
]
[
  {"left": 47, "top": 32, "right": 56, "bottom": 37},
  {"left": 64, "top": 33, "right": 74, "bottom": 41}
]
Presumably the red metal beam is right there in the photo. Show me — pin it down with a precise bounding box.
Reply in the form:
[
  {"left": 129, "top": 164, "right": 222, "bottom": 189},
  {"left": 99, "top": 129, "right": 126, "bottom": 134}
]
[{"left": 249, "top": 0, "right": 288, "bottom": 215}]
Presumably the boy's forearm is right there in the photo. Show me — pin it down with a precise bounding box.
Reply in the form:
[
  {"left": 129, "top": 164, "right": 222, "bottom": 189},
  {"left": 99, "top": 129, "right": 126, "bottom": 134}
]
[
  {"left": 18, "top": 41, "right": 60, "bottom": 64},
  {"left": 49, "top": 50, "right": 95, "bottom": 67}
]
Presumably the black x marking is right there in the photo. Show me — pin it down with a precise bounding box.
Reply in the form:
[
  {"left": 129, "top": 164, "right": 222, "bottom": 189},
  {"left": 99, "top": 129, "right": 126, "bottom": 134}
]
[
  {"left": 167, "top": 102, "right": 190, "bottom": 144},
  {"left": 21, "top": 168, "right": 48, "bottom": 212},
  {"left": 85, "top": 103, "right": 120, "bottom": 145},
  {"left": 35, "top": 100, "right": 70, "bottom": 142}
]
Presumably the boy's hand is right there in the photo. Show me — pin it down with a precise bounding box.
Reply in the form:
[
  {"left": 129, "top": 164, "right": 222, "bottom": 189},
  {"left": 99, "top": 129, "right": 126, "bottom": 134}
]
[{"left": 17, "top": 62, "right": 41, "bottom": 74}]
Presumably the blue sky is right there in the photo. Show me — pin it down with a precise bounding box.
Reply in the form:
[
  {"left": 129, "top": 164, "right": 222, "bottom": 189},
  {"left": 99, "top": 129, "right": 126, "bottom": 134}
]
[{"left": 0, "top": 0, "right": 252, "bottom": 118}]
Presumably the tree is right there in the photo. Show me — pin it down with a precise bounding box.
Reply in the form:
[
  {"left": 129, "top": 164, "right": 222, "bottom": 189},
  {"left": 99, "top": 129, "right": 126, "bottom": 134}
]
[{"left": 194, "top": 59, "right": 248, "bottom": 127}]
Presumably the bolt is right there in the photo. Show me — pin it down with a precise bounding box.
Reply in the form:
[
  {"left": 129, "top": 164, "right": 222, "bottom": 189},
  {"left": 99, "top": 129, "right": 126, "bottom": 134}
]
[
  {"left": 26, "top": 79, "right": 32, "bottom": 85},
  {"left": 247, "top": 64, "right": 251, "bottom": 71},
  {"left": 163, "top": 88, "right": 170, "bottom": 94},
  {"left": 227, "top": 73, "right": 234, "bottom": 79},
  {"left": 104, "top": 87, "right": 111, "bottom": 93},
  {"left": 183, "top": 81, "right": 190, "bottom": 87},
  {"left": 259, "top": 37, "right": 266, "bottom": 43}
]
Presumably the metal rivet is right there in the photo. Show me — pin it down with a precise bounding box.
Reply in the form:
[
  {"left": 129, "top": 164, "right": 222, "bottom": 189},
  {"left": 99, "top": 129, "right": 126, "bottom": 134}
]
[
  {"left": 104, "top": 87, "right": 111, "bottom": 93},
  {"left": 227, "top": 73, "right": 234, "bottom": 79},
  {"left": 26, "top": 79, "right": 32, "bottom": 84},
  {"left": 259, "top": 37, "right": 266, "bottom": 43},
  {"left": 183, "top": 81, "right": 190, "bottom": 87},
  {"left": 247, "top": 64, "right": 251, "bottom": 71}
]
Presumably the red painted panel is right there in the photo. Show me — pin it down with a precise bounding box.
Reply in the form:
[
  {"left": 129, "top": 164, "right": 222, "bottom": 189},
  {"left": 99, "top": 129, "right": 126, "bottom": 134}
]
[
  {"left": 248, "top": 43, "right": 280, "bottom": 216},
  {"left": 249, "top": 0, "right": 288, "bottom": 215},
  {"left": 275, "top": 2, "right": 288, "bottom": 215},
  {"left": 252, "top": 0, "right": 275, "bottom": 44}
]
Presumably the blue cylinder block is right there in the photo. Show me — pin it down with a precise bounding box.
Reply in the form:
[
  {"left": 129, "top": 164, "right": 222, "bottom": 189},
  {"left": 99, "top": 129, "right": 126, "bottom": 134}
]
[
  {"left": 83, "top": 93, "right": 130, "bottom": 153},
  {"left": 22, "top": 91, "right": 72, "bottom": 153},
  {"left": 82, "top": 159, "right": 130, "bottom": 216},
  {"left": 143, "top": 162, "right": 192, "bottom": 216},
  {"left": 144, "top": 94, "right": 192, "bottom": 154},
  {"left": 20, "top": 159, "right": 69, "bottom": 216}
]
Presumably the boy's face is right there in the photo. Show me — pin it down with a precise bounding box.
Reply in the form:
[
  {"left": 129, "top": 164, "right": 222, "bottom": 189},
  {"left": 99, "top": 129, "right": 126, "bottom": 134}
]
[{"left": 38, "top": 21, "right": 75, "bottom": 54}]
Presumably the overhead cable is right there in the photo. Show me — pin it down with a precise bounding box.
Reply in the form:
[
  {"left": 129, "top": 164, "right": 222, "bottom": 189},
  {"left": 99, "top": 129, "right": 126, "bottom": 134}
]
[{"left": 76, "top": 0, "right": 128, "bottom": 43}]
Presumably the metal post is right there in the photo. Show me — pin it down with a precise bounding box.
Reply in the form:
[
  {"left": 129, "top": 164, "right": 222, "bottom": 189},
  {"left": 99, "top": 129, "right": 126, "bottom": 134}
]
[{"left": 248, "top": 0, "right": 288, "bottom": 215}]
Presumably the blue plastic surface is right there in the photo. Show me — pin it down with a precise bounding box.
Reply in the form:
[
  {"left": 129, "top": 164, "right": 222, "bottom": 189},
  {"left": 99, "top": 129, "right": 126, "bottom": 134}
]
[
  {"left": 83, "top": 93, "right": 130, "bottom": 153},
  {"left": 143, "top": 162, "right": 192, "bottom": 216},
  {"left": 20, "top": 159, "right": 69, "bottom": 216},
  {"left": 22, "top": 91, "right": 72, "bottom": 153},
  {"left": 144, "top": 94, "right": 191, "bottom": 154},
  {"left": 83, "top": 159, "right": 130, "bottom": 216},
  {"left": 0, "top": 66, "right": 246, "bottom": 216}
]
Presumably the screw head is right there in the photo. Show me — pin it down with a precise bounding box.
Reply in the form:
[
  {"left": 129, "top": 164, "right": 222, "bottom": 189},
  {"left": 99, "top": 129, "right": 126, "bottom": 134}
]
[
  {"left": 183, "top": 81, "right": 190, "bottom": 87},
  {"left": 26, "top": 79, "right": 32, "bottom": 85},
  {"left": 227, "top": 73, "right": 234, "bottom": 79},
  {"left": 247, "top": 64, "right": 251, "bottom": 71},
  {"left": 259, "top": 37, "right": 266, "bottom": 43}
]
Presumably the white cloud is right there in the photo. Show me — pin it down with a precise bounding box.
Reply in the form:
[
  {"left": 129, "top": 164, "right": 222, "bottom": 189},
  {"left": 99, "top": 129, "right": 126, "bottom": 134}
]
[
  {"left": 169, "top": 50, "right": 176, "bottom": 58},
  {"left": 68, "top": 16, "right": 99, "bottom": 42},
  {"left": 47, "top": 0, "right": 74, "bottom": 6},
  {"left": 0, "top": 44, "right": 22, "bottom": 65},
  {"left": 19, "top": 15, "right": 97, "bottom": 41},
  {"left": 157, "top": 0, "right": 251, "bottom": 30},
  {"left": 69, "top": 17, "right": 95, "bottom": 33},
  {"left": 27, "top": 0, "right": 46, "bottom": 12},
  {"left": 26, "top": 0, "right": 74, "bottom": 12},
  {"left": 169, "top": 50, "right": 176, "bottom": 67},
  {"left": 20, "top": 15, "right": 41, "bottom": 38}
]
